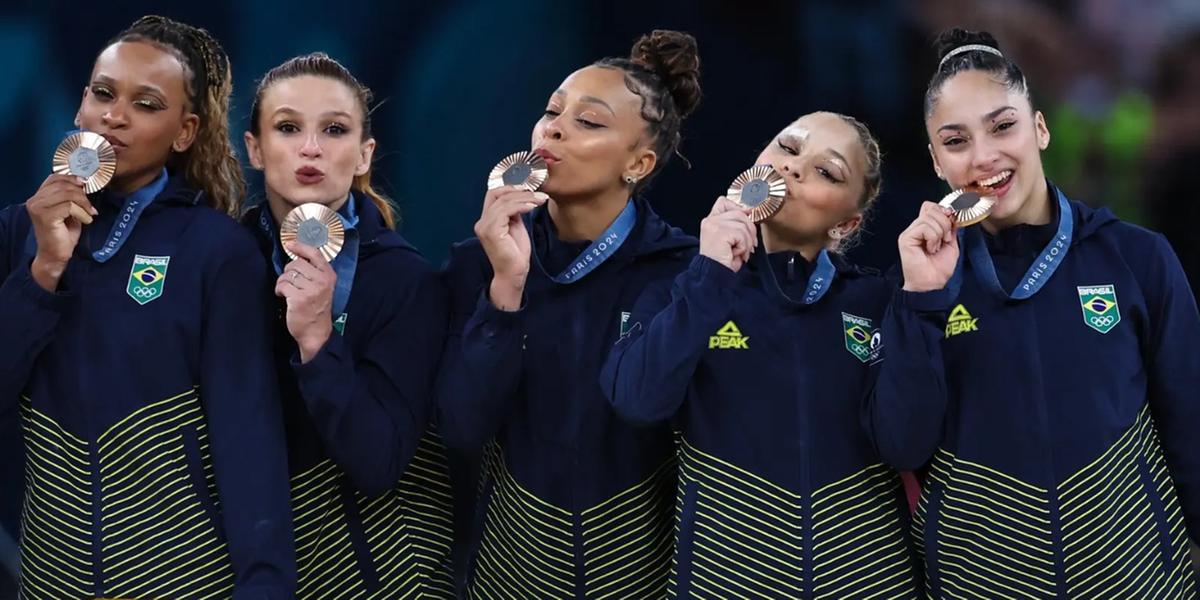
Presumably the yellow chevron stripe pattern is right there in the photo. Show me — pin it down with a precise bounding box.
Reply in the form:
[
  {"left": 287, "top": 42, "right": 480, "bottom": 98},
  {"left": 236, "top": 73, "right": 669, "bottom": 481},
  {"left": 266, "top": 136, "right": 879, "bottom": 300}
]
[
  {"left": 915, "top": 404, "right": 1197, "bottom": 599},
  {"left": 580, "top": 457, "right": 675, "bottom": 599},
  {"left": 469, "top": 443, "right": 575, "bottom": 599},
  {"left": 666, "top": 430, "right": 685, "bottom": 600},
  {"left": 1140, "top": 412, "right": 1200, "bottom": 600},
  {"left": 290, "top": 430, "right": 454, "bottom": 599},
  {"left": 19, "top": 390, "right": 238, "bottom": 600},
  {"left": 675, "top": 437, "right": 804, "bottom": 599},
  {"left": 910, "top": 462, "right": 931, "bottom": 598},
  {"left": 666, "top": 472, "right": 685, "bottom": 598},
  {"left": 97, "top": 388, "right": 235, "bottom": 599},
  {"left": 673, "top": 439, "right": 916, "bottom": 599},
  {"left": 917, "top": 448, "right": 1057, "bottom": 599},
  {"left": 394, "top": 430, "right": 455, "bottom": 599},
  {"left": 1058, "top": 405, "right": 1198, "bottom": 599},
  {"left": 291, "top": 459, "right": 367, "bottom": 599},
  {"left": 18, "top": 399, "right": 94, "bottom": 600},
  {"left": 811, "top": 463, "right": 917, "bottom": 599}
]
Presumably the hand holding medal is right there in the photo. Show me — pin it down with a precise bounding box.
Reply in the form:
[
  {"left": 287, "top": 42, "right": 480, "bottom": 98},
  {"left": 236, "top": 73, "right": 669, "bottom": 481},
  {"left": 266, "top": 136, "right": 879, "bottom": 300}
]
[
  {"left": 898, "top": 199, "right": 963, "bottom": 293},
  {"left": 478, "top": 150, "right": 551, "bottom": 310},
  {"left": 695, "top": 164, "right": 785, "bottom": 273},
  {"left": 275, "top": 203, "right": 344, "bottom": 362},
  {"left": 25, "top": 132, "right": 116, "bottom": 289},
  {"left": 35, "top": 131, "right": 117, "bottom": 228},
  {"left": 50, "top": 131, "right": 117, "bottom": 225}
]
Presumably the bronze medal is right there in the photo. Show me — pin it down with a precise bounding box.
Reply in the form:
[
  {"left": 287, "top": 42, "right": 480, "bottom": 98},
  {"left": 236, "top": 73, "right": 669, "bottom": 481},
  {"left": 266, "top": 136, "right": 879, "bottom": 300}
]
[
  {"left": 487, "top": 151, "right": 548, "bottom": 191},
  {"left": 727, "top": 165, "right": 786, "bottom": 223},
  {"left": 53, "top": 131, "right": 116, "bottom": 194},
  {"left": 280, "top": 203, "right": 345, "bottom": 262}
]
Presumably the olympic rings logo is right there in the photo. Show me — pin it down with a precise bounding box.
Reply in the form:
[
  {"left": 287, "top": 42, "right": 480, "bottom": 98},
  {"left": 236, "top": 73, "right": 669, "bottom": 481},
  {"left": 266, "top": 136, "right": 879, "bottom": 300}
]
[
  {"left": 132, "top": 287, "right": 159, "bottom": 299},
  {"left": 1089, "top": 315, "right": 1114, "bottom": 327},
  {"left": 852, "top": 345, "right": 868, "bottom": 356}
]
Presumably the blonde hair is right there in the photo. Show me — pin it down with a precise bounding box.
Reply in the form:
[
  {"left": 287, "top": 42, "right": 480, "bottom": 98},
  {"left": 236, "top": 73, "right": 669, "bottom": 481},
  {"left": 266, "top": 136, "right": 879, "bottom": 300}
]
[{"left": 827, "top": 112, "right": 883, "bottom": 253}]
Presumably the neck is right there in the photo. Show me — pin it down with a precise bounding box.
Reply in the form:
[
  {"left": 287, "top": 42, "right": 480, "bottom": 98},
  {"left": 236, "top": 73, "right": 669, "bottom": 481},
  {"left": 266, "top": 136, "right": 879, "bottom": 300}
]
[
  {"left": 547, "top": 187, "right": 629, "bottom": 242},
  {"left": 110, "top": 166, "right": 164, "bottom": 199},
  {"left": 761, "top": 224, "right": 826, "bottom": 262},
  {"left": 982, "top": 177, "right": 1052, "bottom": 233}
]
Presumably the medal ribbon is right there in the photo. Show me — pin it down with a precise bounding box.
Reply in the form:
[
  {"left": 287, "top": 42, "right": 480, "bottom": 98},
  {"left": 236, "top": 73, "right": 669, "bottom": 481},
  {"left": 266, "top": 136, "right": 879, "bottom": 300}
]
[
  {"left": 755, "top": 229, "right": 838, "bottom": 307},
  {"left": 528, "top": 199, "right": 637, "bottom": 284},
  {"left": 259, "top": 195, "right": 360, "bottom": 322},
  {"left": 91, "top": 168, "right": 168, "bottom": 263},
  {"left": 963, "top": 187, "right": 1073, "bottom": 300}
]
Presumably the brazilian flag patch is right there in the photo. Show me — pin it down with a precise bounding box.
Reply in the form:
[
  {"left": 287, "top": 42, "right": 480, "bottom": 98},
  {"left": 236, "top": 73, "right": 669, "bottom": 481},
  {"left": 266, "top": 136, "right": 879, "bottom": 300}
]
[
  {"left": 842, "top": 312, "right": 882, "bottom": 363},
  {"left": 127, "top": 255, "right": 169, "bottom": 305},
  {"left": 1077, "top": 284, "right": 1120, "bottom": 334}
]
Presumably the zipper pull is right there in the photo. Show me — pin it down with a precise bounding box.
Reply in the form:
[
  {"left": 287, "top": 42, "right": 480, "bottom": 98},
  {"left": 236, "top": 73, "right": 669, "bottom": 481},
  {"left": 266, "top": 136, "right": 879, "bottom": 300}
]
[{"left": 788, "top": 255, "right": 795, "bottom": 280}]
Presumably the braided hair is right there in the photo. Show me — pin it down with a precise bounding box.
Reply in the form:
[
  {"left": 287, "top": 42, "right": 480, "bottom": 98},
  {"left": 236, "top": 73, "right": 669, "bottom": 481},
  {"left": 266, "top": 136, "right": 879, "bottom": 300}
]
[{"left": 107, "top": 15, "right": 244, "bottom": 214}]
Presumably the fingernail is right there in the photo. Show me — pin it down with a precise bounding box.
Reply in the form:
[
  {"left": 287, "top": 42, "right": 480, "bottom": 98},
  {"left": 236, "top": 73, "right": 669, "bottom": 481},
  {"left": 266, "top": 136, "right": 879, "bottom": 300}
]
[
  {"left": 90, "top": 207, "right": 98, "bottom": 216},
  {"left": 533, "top": 192, "right": 549, "bottom": 201}
]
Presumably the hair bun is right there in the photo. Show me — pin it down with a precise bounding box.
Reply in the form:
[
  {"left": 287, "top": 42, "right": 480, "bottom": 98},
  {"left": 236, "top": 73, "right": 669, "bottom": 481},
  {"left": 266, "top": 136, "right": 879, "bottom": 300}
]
[
  {"left": 630, "top": 29, "right": 701, "bottom": 119},
  {"left": 933, "top": 28, "right": 1002, "bottom": 66}
]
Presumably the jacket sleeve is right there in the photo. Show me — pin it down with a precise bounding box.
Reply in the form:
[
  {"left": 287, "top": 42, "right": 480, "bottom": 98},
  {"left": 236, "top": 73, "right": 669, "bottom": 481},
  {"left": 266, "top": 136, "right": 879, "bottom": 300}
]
[
  {"left": 1141, "top": 234, "right": 1200, "bottom": 542},
  {"left": 434, "top": 242, "right": 525, "bottom": 452},
  {"left": 862, "top": 281, "right": 957, "bottom": 471},
  {"left": 291, "top": 259, "right": 448, "bottom": 496},
  {"left": 199, "top": 230, "right": 296, "bottom": 599},
  {"left": 0, "top": 206, "right": 75, "bottom": 420},
  {"left": 600, "top": 255, "right": 737, "bottom": 425}
]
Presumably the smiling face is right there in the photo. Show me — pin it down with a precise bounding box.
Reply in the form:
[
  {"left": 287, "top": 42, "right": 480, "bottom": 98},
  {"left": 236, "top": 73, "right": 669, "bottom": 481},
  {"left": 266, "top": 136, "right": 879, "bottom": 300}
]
[
  {"left": 529, "top": 65, "right": 657, "bottom": 201},
  {"left": 926, "top": 69, "right": 1051, "bottom": 226},
  {"left": 753, "top": 112, "right": 869, "bottom": 249},
  {"left": 76, "top": 41, "right": 199, "bottom": 194},
  {"left": 244, "top": 75, "right": 375, "bottom": 213}
]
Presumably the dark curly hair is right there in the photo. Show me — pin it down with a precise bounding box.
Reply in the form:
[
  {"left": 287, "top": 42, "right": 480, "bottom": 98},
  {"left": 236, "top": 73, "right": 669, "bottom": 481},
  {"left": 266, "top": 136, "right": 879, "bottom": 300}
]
[{"left": 593, "top": 29, "right": 702, "bottom": 194}]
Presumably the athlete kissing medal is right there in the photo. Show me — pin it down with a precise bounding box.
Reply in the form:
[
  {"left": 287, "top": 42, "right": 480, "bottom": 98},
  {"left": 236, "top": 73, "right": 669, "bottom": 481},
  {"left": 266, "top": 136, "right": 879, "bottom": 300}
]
[
  {"left": 487, "top": 150, "right": 548, "bottom": 191},
  {"left": 53, "top": 131, "right": 117, "bottom": 194},
  {"left": 727, "top": 165, "right": 787, "bottom": 223},
  {"left": 938, "top": 185, "right": 996, "bottom": 226},
  {"left": 280, "top": 203, "right": 345, "bottom": 262}
]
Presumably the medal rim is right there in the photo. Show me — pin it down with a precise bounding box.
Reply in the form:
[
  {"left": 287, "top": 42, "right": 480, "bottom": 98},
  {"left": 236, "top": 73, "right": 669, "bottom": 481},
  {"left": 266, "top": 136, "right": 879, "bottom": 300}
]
[
  {"left": 52, "top": 131, "right": 117, "bottom": 194},
  {"left": 727, "top": 164, "right": 787, "bottom": 223},
  {"left": 487, "top": 150, "right": 549, "bottom": 191},
  {"left": 279, "top": 203, "right": 346, "bottom": 262}
]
